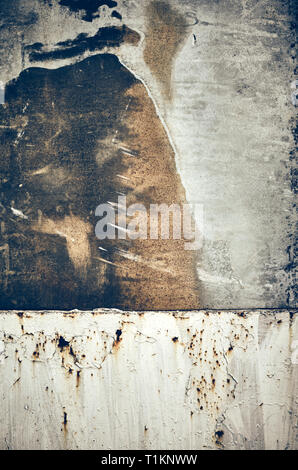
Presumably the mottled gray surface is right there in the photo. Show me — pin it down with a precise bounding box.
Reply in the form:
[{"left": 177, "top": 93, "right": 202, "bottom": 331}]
[
  {"left": 0, "top": 0, "right": 296, "bottom": 308},
  {"left": 169, "top": 0, "right": 297, "bottom": 308}
]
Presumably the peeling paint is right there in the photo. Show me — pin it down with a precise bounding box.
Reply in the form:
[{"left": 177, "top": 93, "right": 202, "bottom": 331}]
[{"left": 0, "top": 309, "right": 296, "bottom": 450}]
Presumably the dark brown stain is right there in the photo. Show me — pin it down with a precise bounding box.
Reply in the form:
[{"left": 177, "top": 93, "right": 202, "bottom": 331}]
[
  {"left": 0, "top": 48, "right": 199, "bottom": 310},
  {"left": 62, "top": 409, "right": 68, "bottom": 437},
  {"left": 58, "top": 0, "right": 118, "bottom": 22},
  {"left": 215, "top": 430, "right": 224, "bottom": 446},
  {"left": 27, "top": 26, "right": 140, "bottom": 62},
  {"left": 76, "top": 370, "right": 80, "bottom": 387},
  {"left": 112, "top": 328, "right": 122, "bottom": 351},
  {"left": 58, "top": 336, "right": 70, "bottom": 351},
  {"left": 143, "top": 0, "right": 189, "bottom": 101},
  {"left": 115, "top": 329, "right": 122, "bottom": 343}
]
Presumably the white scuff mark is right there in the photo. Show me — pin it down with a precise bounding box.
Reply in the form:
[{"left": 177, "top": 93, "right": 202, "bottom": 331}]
[
  {"left": 14, "top": 130, "right": 24, "bottom": 143},
  {"left": 95, "top": 256, "right": 122, "bottom": 268},
  {"left": 11, "top": 207, "right": 28, "bottom": 220},
  {"left": 107, "top": 201, "right": 127, "bottom": 214},
  {"left": 116, "top": 174, "right": 131, "bottom": 181},
  {"left": 30, "top": 165, "right": 51, "bottom": 176},
  {"left": 22, "top": 101, "right": 29, "bottom": 113},
  {"left": 119, "top": 146, "right": 139, "bottom": 157},
  {"left": 98, "top": 246, "right": 108, "bottom": 252},
  {"left": 55, "top": 230, "right": 75, "bottom": 242}
]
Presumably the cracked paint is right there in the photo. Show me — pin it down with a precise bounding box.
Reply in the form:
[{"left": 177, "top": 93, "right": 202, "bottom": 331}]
[{"left": 0, "top": 309, "right": 296, "bottom": 450}]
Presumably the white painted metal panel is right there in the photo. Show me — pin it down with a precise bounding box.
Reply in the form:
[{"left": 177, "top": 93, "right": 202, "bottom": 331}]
[{"left": 0, "top": 310, "right": 296, "bottom": 450}]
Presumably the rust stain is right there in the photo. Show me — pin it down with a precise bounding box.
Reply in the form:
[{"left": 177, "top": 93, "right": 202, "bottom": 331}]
[
  {"left": 215, "top": 430, "right": 224, "bottom": 447},
  {"left": 62, "top": 410, "right": 68, "bottom": 437},
  {"left": 76, "top": 370, "right": 81, "bottom": 388},
  {"left": 144, "top": 0, "right": 189, "bottom": 101},
  {"left": 112, "top": 328, "right": 123, "bottom": 352}
]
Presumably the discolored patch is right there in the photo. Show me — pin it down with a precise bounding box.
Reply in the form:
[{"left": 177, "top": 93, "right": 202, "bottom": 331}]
[
  {"left": 26, "top": 26, "right": 140, "bottom": 63},
  {"left": 143, "top": 0, "right": 190, "bottom": 101},
  {"left": 45, "top": 0, "right": 119, "bottom": 22},
  {"left": 32, "top": 214, "right": 92, "bottom": 276},
  {"left": 106, "top": 81, "right": 200, "bottom": 310},
  {"left": 0, "top": 51, "right": 199, "bottom": 310}
]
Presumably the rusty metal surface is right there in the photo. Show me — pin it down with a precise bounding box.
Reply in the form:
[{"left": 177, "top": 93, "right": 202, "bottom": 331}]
[{"left": 0, "top": 309, "right": 297, "bottom": 450}]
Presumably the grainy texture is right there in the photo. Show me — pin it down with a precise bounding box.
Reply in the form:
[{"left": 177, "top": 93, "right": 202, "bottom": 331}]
[
  {"left": 0, "top": 309, "right": 297, "bottom": 450},
  {"left": 0, "top": 0, "right": 296, "bottom": 308},
  {"left": 0, "top": 53, "right": 198, "bottom": 309},
  {"left": 0, "top": 1, "right": 296, "bottom": 451}
]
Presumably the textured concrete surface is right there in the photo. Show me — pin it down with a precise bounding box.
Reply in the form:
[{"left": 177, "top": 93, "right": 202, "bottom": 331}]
[
  {"left": 0, "top": 309, "right": 297, "bottom": 450},
  {"left": 0, "top": 0, "right": 296, "bottom": 309},
  {"left": 0, "top": 0, "right": 296, "bottom": 452}
]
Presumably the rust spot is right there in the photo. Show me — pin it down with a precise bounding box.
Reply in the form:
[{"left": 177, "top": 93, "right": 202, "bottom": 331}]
[
  {"left": 113, "top": 329, "right": 123, "bottom": 351},
  {"left": 13, "top": 377, "right": 20, "bottom": 386},
  {"left": 238, "top": 312, "right": 246, "bottom": 318},
  {"left": 69, "top": 346, "right": 76, "bottom": 358},
  {"left": 76, "top": 370, "right": 81, "bottom": 388},
  {"left": 215, "top": 430, "right": 224, "bottom": 446},
  {"left": 115, "top": 329, "right": 122, "bottom": 343},
  {"left": 62, "top": 410, "right": 68, "bottom": 436},
  {"left": 58, "top": 336, "right": 70, "bottom": 351}
]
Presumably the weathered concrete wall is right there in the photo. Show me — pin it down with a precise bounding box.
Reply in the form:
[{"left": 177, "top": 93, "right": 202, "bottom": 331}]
[
  {"left": 0, "top": 0, "right": 296, "bottom": 309},
  {"left": 0, "top": 310, "right": 297, "bottom": 450},
  {"left": 0, "top": 0, "right": 296, "bottom": 451}
]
